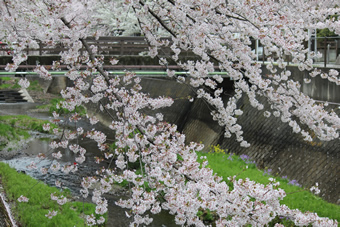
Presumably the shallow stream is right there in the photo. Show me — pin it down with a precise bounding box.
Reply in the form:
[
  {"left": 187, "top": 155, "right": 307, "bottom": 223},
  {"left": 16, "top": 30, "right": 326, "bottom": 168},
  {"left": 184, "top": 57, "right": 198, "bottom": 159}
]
[{"left": 0, "top": 103, "right": 178, "bottom": 226}]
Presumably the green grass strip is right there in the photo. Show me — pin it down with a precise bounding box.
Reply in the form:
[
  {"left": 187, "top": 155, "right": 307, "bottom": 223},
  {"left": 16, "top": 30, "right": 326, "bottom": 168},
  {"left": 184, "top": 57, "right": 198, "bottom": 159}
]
[
  {"left": 35, "top": 98, "right": 87, "bottom": 117},
  {"left": 0, "top": 76, "right": 42, "bottom": 91},
  {"left": 0, "top": 123, "right": 30, "bottom": 141},
  {"left": 0, "top": 115, "right": 55, "bottom": 150},
  {"left": 0, "top": 162, "right": 101, "bottom": 226},
  {"left": 0, "top": 77, "right": 12, "bottom": 81},
  {"left": 0, "top": 115, "right": 57, "bottom": 134}
]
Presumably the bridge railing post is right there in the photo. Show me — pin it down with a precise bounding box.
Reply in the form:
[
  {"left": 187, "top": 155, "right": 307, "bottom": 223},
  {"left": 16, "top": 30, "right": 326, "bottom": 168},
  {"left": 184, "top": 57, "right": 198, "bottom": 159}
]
[
  {"left": 324, "top": 38, "right": 327, "bottom": 67},
  {"left": 120, "top": 38, "right": 124, "bottom": 56},
  {"left": 39, "top": 41, "right": 43, "bottom": 56}
]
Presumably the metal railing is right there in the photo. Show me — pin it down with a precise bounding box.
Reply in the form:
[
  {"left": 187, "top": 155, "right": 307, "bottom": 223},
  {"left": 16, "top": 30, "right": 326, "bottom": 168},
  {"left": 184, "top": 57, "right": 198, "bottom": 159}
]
[
  {"left": 0, "top": 36, "right": 194, "bottom": 57},
  {"left": 252, "top": 36, "right": 340, "bottom": 67},
  {"left": 0, "top": 71, "right": 229, "bottom": 78},
  {"left": 310, "top": 36, "right": 340, "bottom": 67},
  {"left": 1, "top": 36, "right": 339, "bottom": 67}
]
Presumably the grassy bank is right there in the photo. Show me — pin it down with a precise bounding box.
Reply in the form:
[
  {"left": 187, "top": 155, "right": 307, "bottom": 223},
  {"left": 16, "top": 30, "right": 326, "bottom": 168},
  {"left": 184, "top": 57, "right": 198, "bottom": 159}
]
[
  {"left": 0, "top": 76, "right": 42, "bottom": 91},
  {"left": 0, "top": 115, "right": 56, "bottom": 133},
  {"left": 196, "top": 146, "right": 340, "bottom": 223},
  {"left": 0, "top": 162, "right": 102, "bottom": 226},
  {"left": 0, "top": 77, "right": 20, "bottom": 90},
  {"left": 35, "top": 98, "right": 87, "bottom": 117},
  {"left": 0, "top": 115, "right": 57, "bottom": 150}
]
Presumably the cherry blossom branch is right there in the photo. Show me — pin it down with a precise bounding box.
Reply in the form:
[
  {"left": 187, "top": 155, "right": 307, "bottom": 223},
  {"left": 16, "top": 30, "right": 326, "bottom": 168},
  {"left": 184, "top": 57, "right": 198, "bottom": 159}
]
[
  {"left": 2, "top": 0, "right": 11, "bottom": 16},
  {"left": 138, "top": 1, "right": 177, "bottom": 38}
]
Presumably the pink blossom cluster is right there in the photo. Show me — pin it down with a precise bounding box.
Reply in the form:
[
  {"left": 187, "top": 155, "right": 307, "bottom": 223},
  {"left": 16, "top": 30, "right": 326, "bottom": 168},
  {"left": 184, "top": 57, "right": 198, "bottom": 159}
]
[
  {"left": 310, "top": 183, "right": 321, "bottom": 195},
  {"left": 88, "top": 115, "right": 99, "bottom": 125},
  {"left": 50, "top": 162, "right": 60, "bottom": 172},
  {"left": 51, "top": 193, "right": 67, "bottom": 205},
  {"left": 34, "top": 65, "right": 52, "bottom": 80},
  {"left": 52, "top": 151, "right": 62, "bottom": 160},
  {"left": 42, "top": 123, "right": 50, "bottom": 132},
  {"left": 85, "top": 214, "right": 105, "bottom": 226},
  {"left": 17, "top": 195, "right": 29, "bottom": 203},
  {"left": 45, "top": 210, "right": 57, "bottom": 219},
  {"left": 18, "top": 78, "right": 30, "bottom": 89},
  {"left": 5, "top": 53, "right": 27, "bottom": 72}
]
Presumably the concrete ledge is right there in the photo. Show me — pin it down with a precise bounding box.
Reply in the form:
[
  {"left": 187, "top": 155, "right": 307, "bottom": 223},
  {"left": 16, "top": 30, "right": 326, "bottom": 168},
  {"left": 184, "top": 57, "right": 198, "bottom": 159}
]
[{"left": 18, "top": 89, "right": 34, "bottom": 103}]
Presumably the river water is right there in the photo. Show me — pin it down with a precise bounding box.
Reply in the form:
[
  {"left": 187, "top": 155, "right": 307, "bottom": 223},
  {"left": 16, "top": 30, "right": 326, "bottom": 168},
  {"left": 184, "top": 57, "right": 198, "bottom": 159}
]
[{"left": 0, "top": 103, "right": 178, "bottom": 226}]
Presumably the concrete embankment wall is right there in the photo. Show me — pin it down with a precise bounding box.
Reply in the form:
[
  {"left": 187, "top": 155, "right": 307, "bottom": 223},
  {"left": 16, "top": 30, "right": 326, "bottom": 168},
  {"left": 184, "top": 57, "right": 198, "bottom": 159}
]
[
  {"left": 262, "top": 65, "right": 340, "bottom": 103},
  {"left": 219, "top": 95, "right": 339, "bottom": 205},
  {"left": 85, "top": 72, "right": 339, "bottom": 204}
]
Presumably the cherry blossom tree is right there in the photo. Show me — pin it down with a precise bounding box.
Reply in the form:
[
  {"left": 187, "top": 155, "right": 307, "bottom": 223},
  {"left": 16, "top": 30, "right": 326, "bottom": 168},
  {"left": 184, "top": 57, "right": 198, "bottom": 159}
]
[
  {"left": 92, "top": 0, "right": 141, "bottom": 36},
  {"left": 0, "top": 0, "right": 339, "bottom": 226}
]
